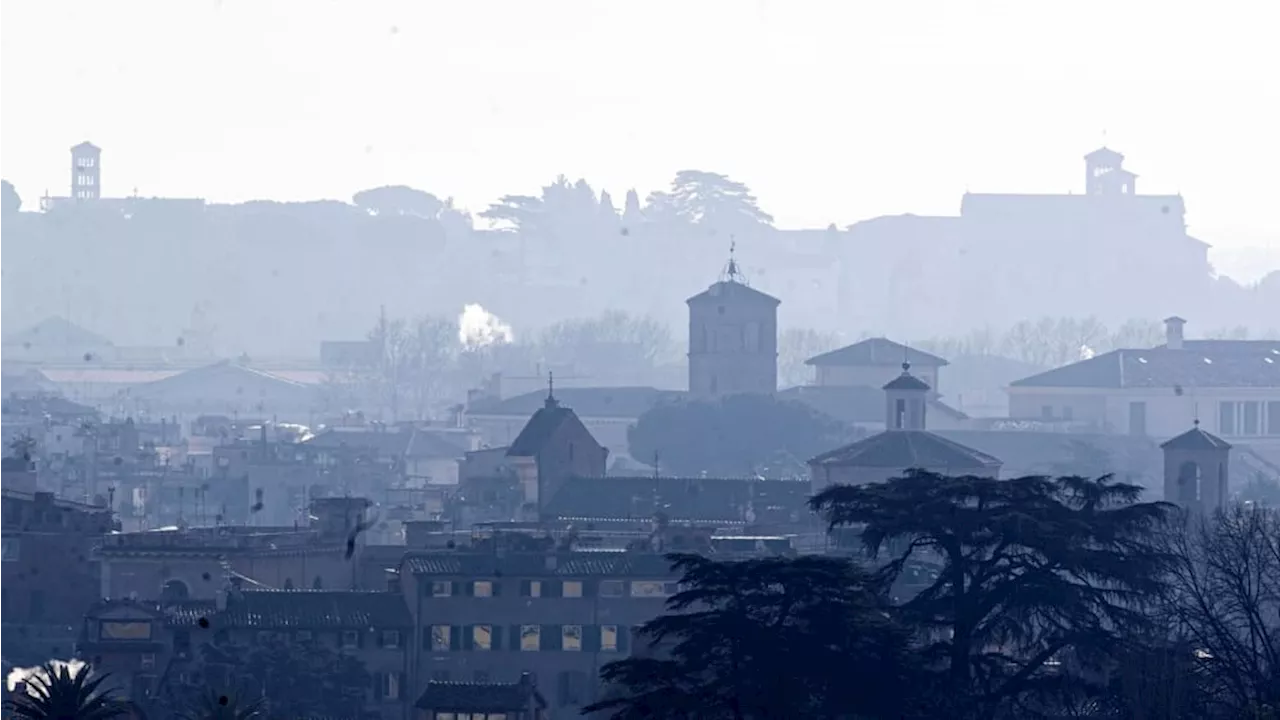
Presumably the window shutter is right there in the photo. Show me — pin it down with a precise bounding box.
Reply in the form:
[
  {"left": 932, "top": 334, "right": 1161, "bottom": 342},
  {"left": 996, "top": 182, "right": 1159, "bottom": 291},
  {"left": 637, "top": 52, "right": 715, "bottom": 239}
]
[
  {"left": 450, "top": 626, "right": 462, "bottom": 651},
  {"left": 541, "top": 624, "right": 558, "bottom": 651},
  {"left": 548, "top": 580, "right": 562, "bottom": 598},
  {"left": 582, "top": 579, "right": 597, "bottom": 598},
  {"left": 452, "top": 580, "right": 463, "bottom": 596},
  {"left": 584, "top": 625, "right": 600, "bottom": 653},
  {"left": 464, "top": 581, "right": 475, "bottom": 597},
  {"left": 462, "top": 626, "right": 474, "bottom": 650},
  {"left": 491, "top": 626, "right": 503, "bottom": 651},
  {"left": 509, "top": 625, "right": 521, "bottom": 650},
  {"left": 619, "top": 625, "right": 630, "bottom": 653},
  {"left": 421, "top": 627, "right": 431, "bottom": 650},
  {"left": 520, "top": 579, "right": 531, "bottom": 596},
  {"left": 372, "top": 673, "right": 383, "bottom": 700},
  {"left": 492, "top": 580, "right": 502, "bottom": 597},
  {"left": 397, "top": 672, "right": 406, "bottom": 699}
]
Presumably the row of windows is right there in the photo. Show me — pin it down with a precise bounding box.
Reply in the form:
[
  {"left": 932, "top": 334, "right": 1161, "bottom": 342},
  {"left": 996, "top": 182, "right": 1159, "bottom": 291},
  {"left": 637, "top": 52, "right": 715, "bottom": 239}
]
[
  {"left": 1219, "top": 401, "right": 1280, "bottom": 437},
  {"left": 426, "top": 624, "right": 629, "bottom": 653},
  {"left": 429, "top": 579, "right": 678, "bottom": 599},
  {"left": 430, "top": 713, "right": 509, "bottom": 720},
  {"left": 177, "top": 628, "right": 404, "bottom": 651}
]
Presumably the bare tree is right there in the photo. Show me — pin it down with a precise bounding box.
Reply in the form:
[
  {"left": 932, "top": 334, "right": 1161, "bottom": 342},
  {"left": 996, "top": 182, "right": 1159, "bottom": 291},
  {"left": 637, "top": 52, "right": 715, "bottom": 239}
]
[{"left": 777, "top": 328, "right": 842, "bottom": 388}]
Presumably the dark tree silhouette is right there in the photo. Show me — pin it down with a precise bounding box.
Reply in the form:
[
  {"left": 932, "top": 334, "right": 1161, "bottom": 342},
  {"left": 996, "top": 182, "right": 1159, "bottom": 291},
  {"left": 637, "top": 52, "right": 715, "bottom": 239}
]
[
  {"left": 179, "top": 689, "right": 265, "bottom": 720},
  {"left": 585, "top": 554, "right": 918, "bottom": 719},
  {"left": 2, "top": 179, "right": 20, "bottom": 215},
  {"left": 810, "top": 470, "right": 1176, "bottom": 719},
  {"left": 628, "top": 394, "right": 846, "bottom": 478},
  {"left": 6, "top": 662, "right": 127, "bottom": 720}
]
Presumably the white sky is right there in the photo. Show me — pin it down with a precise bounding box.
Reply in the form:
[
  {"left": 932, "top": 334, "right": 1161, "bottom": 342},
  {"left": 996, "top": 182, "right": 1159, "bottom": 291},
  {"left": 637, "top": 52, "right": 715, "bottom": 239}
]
[{"left": 2, "top": 1, "right": 1277, "bottom": 276}]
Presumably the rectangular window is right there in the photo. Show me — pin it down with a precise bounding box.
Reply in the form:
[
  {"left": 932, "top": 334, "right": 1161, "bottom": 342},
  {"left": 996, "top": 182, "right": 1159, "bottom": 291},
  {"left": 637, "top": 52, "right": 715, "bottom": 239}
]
[
  {"left": 1041, "top": 405, "right": 1053, "bottom": 419},
  {"left": 1268, "top": 402, "right": 1280, "bottom": 436},
  {"left": 1062, "top": 406, "right": 1073, "bottom": 421},
  {"left": 562, "top": 625, "right": 582, "bottom": 651},
  {"left": 381, "top": 630, "right": 400, "bottom": 649},
  {"left": 895, "top": 399, "right": 906, "bottom": 429},
  {"left": 630, "top": 581, "right": 678, "bottom": 598},
  {"left": 99, "top": 621, "right": 152, "bottom": 640},
  {"left": 473, "top": 625, "right": 492, "bottom": 651},
  {"left": 1128, "top": 401, "right": 1147, "bottom": 436},
  {"left": 601, "top": 625, "right": 619, "bottom": 652},
  {"left": 599, "top": 580, "right": 625, "bottom": 597},
  {"left": 431, "top": 625, "right": 451, "bottom": 652},
  {"left": 431, "top": 581, "right": 452, "bottom": 597},
  {"left": 528, "top": 580, "right": 542, "bottom": 598},
  {"left": 520, "top": 625, "right": 540, "bottom": 651},
  {"left": 384, "top": 672, "right": 401, "bottom": 700},
  {"left": 0, "top": 537, "right": 18, "bottom": 562},
  {"left": 473, "top": 580, "right": 493, "bottom": 597},
  {"left": 436, "top": 714, "right": 455, "bottom": 720},
  {"left": 341, "top": 631, "right": 359, "bottom": 650},
  {"left": 1243, "top": 401, "right": 1260, "bottom": 435},
  {"left": 563, "top": 581, "right": 583, "bottom": 598},
  {"left": 1220, "top": 401, "right": 1237, "bottom": 436},
  {"left": 140, "top": 654, "right": 155, "bottom": 670}
]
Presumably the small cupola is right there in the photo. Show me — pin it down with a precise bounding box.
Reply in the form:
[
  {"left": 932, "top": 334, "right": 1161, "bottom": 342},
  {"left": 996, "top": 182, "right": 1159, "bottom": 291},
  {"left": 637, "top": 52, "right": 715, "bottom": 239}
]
[{"left": 883, "top": 361, "right": 931, "bottom": 431}]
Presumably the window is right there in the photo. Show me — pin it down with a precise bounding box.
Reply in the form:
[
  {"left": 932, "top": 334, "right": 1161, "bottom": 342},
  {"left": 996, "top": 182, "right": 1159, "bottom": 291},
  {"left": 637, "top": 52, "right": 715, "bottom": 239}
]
[
  {"left": 1268, "top": 402, "right": 1280, "bottom": 436},
  {"left": 472, "top": 625, "right": 492, "bottom": 651},
  {"left": 1041, "top": 405, "right": 1053, "bottom": 419},
  {"left": 379, "top": 672, "right": 401, "bottom": 700},
  {"left": 99, "top": 621, "right": 152, "bottom": 641},
  {"left": 295, "top": 630, "right": 312, "bottom": 642},
  {"left": 563, "top": 581, "right": 583, "bottom": 598},
  {"left": 1220, "top": 401, "right": 1237, "bottom": 435},
  {"left": 630, "top": 581, "right": 678, "bottom": 598},
  {"left": 435, "top": 714, "right": 456, "bottom": 720},
  {"left": 381, "top": 630, "right": 400, "bottom": 649},
  {"left": 431, "top": 580, "right": 452, "bottom": 597},
  {"left": 601, "top": 625, "right": 619, "bottom": 652},
  {"left": 599, "top": 580, "right": 625, "bottom": 597},
  {"left": 894, "top": 399, "right": 906, "bottom": 429},
  {"left": 1243, "top": 402, "right": 1260, "bottom": 435},
  {"left": 1062, "top": 406, "right": 1074, "bottom": 421},
  {"left": 473, "top": 580, "right": 493, "bottom": 597},
  {"left": 140, "top": 654, "right": 155, "bottom": 670},
  {"left": 0, "top": 538, "right": 18, "bottom": 562},
  {"left": 562, "top": 625, "right": 582, "bottom": 651},
  {"left": 1128, "top": 401, "right": 1147, "bottom": 436},
  {"left": 431, "top": 625, "right": 451, "bottom": 652},
  {"left": 527, "top": 580, "right": 542, "bottom": 598},
  {"left": 341, "top": 630, "right": 359, "bottom": 650},
  {"left": 520, "top": 625, "right": 541, "bottom": 651}
]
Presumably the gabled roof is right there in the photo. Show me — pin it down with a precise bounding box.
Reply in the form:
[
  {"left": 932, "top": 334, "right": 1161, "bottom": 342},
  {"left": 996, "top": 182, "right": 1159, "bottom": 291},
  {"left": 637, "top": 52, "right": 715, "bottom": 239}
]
[
  {"left": 405, "top": 429, "right": 469, "bottom": 459},
  {"left": 884, "top": 366, "right": 932, "bottom": 391},
  {"left": 686, "top": 279, "right": 780, "bottom": 307},
  {"left": 469, "top": 386, "right": 677, "bottom": 419},
  {"left": 1161, "top": 424, "right": 1231, "bottom": 452},
  {"left": 2, "top": 316, "right": 114, "bottom": 350},
  {"left": 72, "top": 141, "right": 101, "bottom": 153},
  {"left": 165, "top": 590, "right": 411, "bottom": 629},
  {"left": 810, "top": 430, "right": 1001, "bottom": 470},
  {"left": 775, "top": 385, "right": 966, "bottom": 425},
  {"left": 1085, "top": 146, "right": 1125, "bottom": 162},
  {"left": 806, "top": 338, "right": 948, "bottom": 368},
  {"left": 542, "top": 475, "right": 812, "bottom": 525},
  {"left": 415, "top": 679, "right": 545, "bottom": 712},
  {"left": 1010, "top": 341, "right": 1280, "bottom": 389}
]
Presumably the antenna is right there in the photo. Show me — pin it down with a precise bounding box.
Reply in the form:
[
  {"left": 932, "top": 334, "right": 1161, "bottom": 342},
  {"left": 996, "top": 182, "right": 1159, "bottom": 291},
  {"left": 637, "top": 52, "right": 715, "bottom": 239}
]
[{"left": 721, "top": 237, "right": 747, "bottom": 285}]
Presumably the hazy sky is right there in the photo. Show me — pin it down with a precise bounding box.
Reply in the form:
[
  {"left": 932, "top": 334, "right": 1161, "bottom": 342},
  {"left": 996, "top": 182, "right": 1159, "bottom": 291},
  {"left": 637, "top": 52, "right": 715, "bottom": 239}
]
[{"left": 3, "top": 1, "right": 1277, "bottom": 277}]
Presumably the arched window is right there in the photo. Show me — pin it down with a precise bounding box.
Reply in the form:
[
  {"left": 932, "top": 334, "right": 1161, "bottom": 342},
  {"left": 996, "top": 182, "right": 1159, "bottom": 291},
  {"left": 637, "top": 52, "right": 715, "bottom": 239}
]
[{"left": 160, "top": 579, "right": 190, "bottom": 603}]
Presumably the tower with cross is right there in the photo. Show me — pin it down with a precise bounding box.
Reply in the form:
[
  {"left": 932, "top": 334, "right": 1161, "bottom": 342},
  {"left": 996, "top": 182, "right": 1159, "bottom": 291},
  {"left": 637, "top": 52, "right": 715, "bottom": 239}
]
[{"left": 685, "top": 242, "right": 780, "bottom": 398}]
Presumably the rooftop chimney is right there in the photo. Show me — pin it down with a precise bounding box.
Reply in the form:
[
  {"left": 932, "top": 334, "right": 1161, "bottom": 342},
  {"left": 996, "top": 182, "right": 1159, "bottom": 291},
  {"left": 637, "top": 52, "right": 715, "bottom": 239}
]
[{"left": 1164, "top": 316, "right": 1187, "bottom": 350}]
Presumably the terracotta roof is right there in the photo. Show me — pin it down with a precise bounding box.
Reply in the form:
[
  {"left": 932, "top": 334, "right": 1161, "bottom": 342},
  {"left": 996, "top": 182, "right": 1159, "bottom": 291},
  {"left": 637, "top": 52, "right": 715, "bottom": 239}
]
[
  {"left": 1010, "top": 341, "right": 1280, "bottom": 389},
  {"left": 806, "top": 338, "right": 948, "bottom": 368},
  {"left": 401, "top": 551, "right": 677, "bottom": 578},
  {"left": 686, "top": 279, "right": 780, "bottom": 307},
  {"left": 414, "top": 678, "right": 545, "bottom": 712},
  {"left": 1161, "top": 425, "right": 1232, "bottom": 452},
  {"left": 165, "top": 590, "right": 411, "bottom": 629},
  {"left": 810, "top": 430, "right": 1002, "bottom": 470}
]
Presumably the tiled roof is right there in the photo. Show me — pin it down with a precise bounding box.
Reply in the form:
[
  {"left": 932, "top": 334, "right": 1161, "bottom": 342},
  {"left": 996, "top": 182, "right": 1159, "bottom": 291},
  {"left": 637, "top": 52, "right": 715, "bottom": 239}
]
[
  {"left": 1161, "top": 425, "right": 1232, "bottom": 451},
  {"left": 810, "top": 430, "right": 1002, "bottom": 470},
  {"left": 469, "top": 386, "right": 677, "bottom": 419},
  {"left": 303, "top": 428, "right": 412, "bottom": 457},
  {"left": 686, "top": 279, "right": 780, "bottom": 307},
  {"left": 405, "top": 429, "right": 468, "bottom": 459},
  {"left": 414, "top": 679, "right": 544, "bottom": 712},
  {"left": 401, "top": 551, "right": 677, "bottom": 578},
  {"left": 542, "top": 475, "right": 811, "bottom": 525},
  {"left": 1010, "top": 341, "right": 1280, "bottom": 389},
  {"left": 506, "top": 400, "right": 573, "bottom": 457},
  {"left": 165, "top": 590, "right": 411, "bottom": 629},
  {"left": 806, "top": 338, "right": 948, "bottom": 368}
]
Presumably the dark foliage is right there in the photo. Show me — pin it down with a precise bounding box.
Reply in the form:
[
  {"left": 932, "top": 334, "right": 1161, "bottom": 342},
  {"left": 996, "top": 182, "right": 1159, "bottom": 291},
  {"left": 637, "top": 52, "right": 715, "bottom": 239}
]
[
  {"left": 810, "top": 470, "right": 1177, "bottom": 719},
  {"left": 585, "top": 553, "right": 919, "bottom": 719},
  {"left": 6, "top": 662, "right": 127, "bottom": 720},
  {"left": 628, "top": 393, "right": 846, "bottom": 478}
]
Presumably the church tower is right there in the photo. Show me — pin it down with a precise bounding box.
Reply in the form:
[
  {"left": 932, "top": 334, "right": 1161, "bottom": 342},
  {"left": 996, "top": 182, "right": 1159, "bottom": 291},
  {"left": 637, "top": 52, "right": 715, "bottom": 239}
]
[
  {"left": 883, "top": 361, "right": 930, "bottom": 430},
  {"left": 686, "top": 245, "right": 780, "bottom": 398},
  {"left": 1084, "top": 146, "right": 1137, "bottom": 196},
  {"left": 1161, "top": 421, "right": 1231, "bottom": 514},
  {"left": 71, "top": 141, "right": 102, "bottom": 201}
]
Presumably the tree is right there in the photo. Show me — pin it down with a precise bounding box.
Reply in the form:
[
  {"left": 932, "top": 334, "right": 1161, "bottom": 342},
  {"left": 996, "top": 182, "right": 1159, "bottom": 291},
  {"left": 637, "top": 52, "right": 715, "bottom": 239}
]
[
  {"left": 363, "top": 310, "right": 462, "bottom": 421},
  {"left": 777, "top": 328, "right": 842, "bottom": 388},
  {"left": 585, "top": 554, "right": 919, "bottom": 719},
  {"left": 1162, "top": 505, "right": 1280, "bottom": 717},
  {"left": 6, "top": 661, "right": 127, "bottom": 720},
  {"left": 1106, "top": 318, "right": 1165, "bottom": 350},
  {"left": 628, "top": 394, "right": 846, "bottom": 478},
  {"left": 352, "top": 185, "right": 444, "bottom": 218},
  {"left": 2, "top": 179, "right": 21, "bottom": 215},
  {"left": 668, "top": 170, "right": 774, "bottom": 236},
  {"left": 622, "top": 188, "right": 644, "bottom": 229},
  {"left": 810, "top": 471, "right": 1176, "bottom": 718},
  {"left": 537, "top": 311, "right": 676, "bottom": 374},
  {"left": 1002, "top": 316, "right": 1109, "bottom": 367}
]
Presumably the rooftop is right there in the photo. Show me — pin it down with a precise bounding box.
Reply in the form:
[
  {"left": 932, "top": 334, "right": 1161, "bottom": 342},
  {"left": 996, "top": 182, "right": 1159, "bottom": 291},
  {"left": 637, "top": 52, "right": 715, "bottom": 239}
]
[
  {"left": 687, "top": 279, "right": 781, "bottom": 307},
  {"left": 415, "top": 676, "right": 544, "bottom": 712},
  {"left": 469, "top": 386, "right": 676, "bottom": 419},
  {"left": 401, "top": 550, "right": 678, "bottom": 578},
  {"left": 166, "top": 589, "right": 412, "bottom": 629},
  {"left": 542, "top": 475, "right": 812, "bottom": 525},
  {"left": 1010, "top": 340, "right": 1280, "bottom": 389},
  {"left": 806, "top": 338, "right": 948, "bottom": 368},
  {"left": 810, "top": 430, "right": 1002, "bottom": 470},
  {"left": 1161, "top": 424, "right": 1232, "bottom": 452}
]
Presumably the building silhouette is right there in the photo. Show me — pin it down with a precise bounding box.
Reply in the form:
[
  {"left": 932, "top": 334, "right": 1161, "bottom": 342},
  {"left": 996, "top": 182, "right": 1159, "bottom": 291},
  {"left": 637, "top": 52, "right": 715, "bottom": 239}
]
[
  {"left": 686, "top": 246, "right": 780, "bottom": 398},
  {"left": 71, "top": 141, "right": 102, "bottom": 201}
]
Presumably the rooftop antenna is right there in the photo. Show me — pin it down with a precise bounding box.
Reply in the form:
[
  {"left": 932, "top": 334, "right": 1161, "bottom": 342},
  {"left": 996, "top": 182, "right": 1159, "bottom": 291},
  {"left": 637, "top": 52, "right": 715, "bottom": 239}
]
[{"left": 544, "top": 371, "right": 558, "bottom": 408}]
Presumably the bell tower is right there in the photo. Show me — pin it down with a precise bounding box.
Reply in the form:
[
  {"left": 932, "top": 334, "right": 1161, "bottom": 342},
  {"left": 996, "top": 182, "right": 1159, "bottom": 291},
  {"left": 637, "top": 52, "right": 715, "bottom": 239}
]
[
  {"left": 686, "top": 243, "right": 780, "bottom": 398},
  {"left": 1161, "top": 421, "right": 1231, "bottom": 513}
]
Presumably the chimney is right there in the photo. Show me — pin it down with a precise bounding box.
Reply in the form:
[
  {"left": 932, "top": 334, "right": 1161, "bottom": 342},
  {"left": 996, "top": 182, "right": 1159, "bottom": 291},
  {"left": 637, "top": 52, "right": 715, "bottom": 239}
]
[{"left": 1164, "top": 316, "right": 1187, "bottom": 350}]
